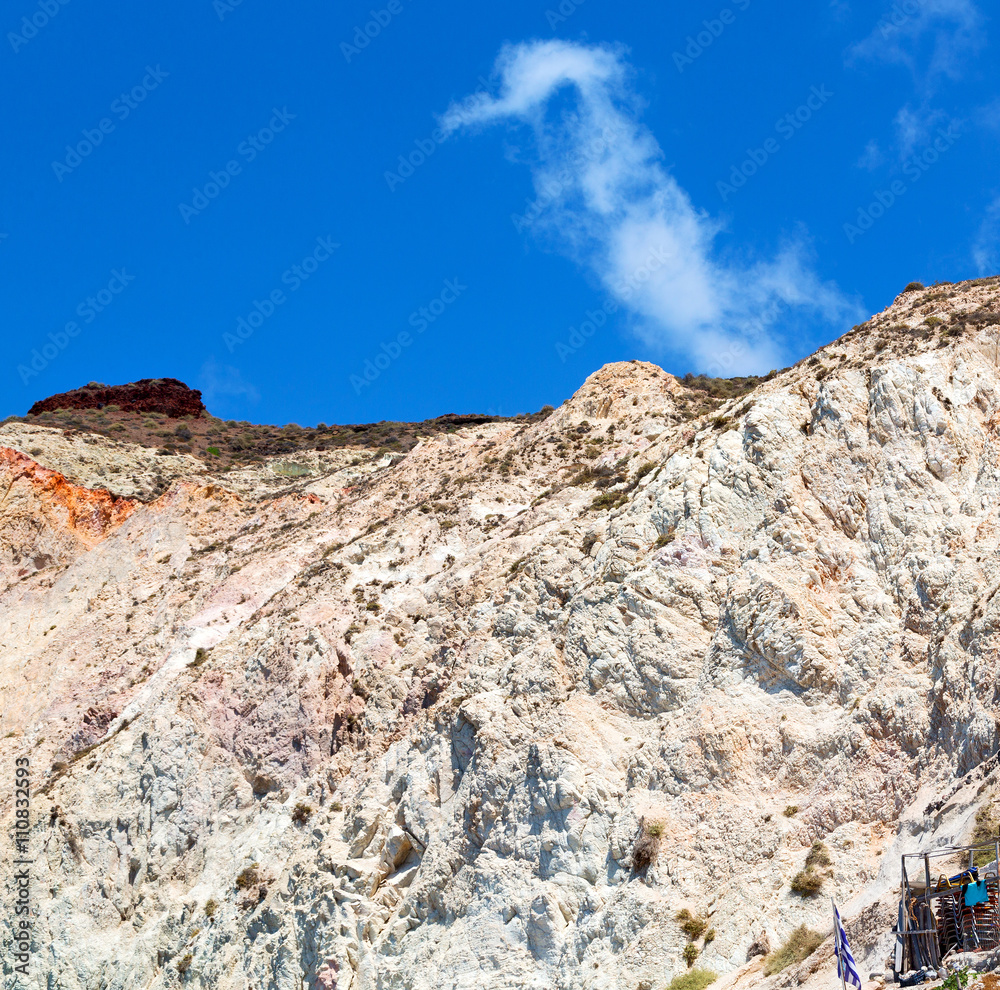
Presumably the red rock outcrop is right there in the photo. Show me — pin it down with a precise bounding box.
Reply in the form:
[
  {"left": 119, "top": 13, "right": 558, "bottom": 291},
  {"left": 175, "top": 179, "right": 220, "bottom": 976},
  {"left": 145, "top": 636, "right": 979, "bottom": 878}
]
[
  {"left": 28, "top": 377, "right": 206, "bottom": 418},
  {"left": 0, "top": 447, "right": 137, "bottom": 547}
]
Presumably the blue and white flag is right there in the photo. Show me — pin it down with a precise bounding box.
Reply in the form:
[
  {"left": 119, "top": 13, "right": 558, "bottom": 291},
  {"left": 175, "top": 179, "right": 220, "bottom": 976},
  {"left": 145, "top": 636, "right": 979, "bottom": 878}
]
[{"left": 833, "top": 901, "right": 863, "bottom": 989}]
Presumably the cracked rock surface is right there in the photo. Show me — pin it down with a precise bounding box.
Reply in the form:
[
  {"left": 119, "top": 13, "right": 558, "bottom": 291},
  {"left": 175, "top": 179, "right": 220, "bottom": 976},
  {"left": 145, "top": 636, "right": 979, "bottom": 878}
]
[{"left": 4, "top": 278, "right": 1000, "bottom": 989}]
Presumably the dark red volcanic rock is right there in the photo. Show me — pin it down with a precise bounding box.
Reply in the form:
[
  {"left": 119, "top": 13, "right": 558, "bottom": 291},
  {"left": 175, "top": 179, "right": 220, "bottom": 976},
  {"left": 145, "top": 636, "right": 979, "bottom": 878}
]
[{"left": 28, "top": 378, "right": 206, "bottom": 419}]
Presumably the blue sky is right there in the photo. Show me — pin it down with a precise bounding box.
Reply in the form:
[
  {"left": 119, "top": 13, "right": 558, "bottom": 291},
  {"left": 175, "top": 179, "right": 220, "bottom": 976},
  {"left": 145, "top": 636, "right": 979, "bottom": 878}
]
[{"left": 1, "top": 0, "right": 996, "bottom": 425}]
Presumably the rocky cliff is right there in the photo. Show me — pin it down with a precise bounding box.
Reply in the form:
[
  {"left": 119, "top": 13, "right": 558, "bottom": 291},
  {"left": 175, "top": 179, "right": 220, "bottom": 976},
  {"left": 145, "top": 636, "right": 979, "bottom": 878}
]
[
  {"left": 27, "top": 378, "right": 206, "bottom": 419},
  {"left": 3, "top": 277, "right": 1000, "bottom": 990}
]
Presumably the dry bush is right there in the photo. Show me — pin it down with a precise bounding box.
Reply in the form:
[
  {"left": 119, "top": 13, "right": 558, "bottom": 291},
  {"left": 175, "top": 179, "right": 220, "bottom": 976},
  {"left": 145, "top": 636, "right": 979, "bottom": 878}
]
[
  {"left": 764, "top": 926, "right": 823, "bottom": 975},
  {"left": 668, "top": 970, "right": 717, "bottom": 990},
  {"left": 790, "top": 868, "right": 825, "bottom": 896},
  {"left": 632, "top": 821, "right": 664, "bottom": 871}
]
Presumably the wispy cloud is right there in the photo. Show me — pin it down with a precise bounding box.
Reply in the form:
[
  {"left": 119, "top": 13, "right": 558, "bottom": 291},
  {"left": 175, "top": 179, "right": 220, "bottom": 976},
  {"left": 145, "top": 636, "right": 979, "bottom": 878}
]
[
  {"left": 198, "top": 358, "right": 260, "bottom": 408},
  {"left": 894, "top": 103, "right": 950, "bottom": 158},
  {"left": 973, "top": 196, "right": 1000, "bottom": 275},
  {"left": 856, "top": 138, "right": 884, "bottom": 170},
  {"left": 440, "top": 40, "right": 860, "bottom": 373},
  {"left": 848, "top": 0, "right": 985, "bottom": 92}
]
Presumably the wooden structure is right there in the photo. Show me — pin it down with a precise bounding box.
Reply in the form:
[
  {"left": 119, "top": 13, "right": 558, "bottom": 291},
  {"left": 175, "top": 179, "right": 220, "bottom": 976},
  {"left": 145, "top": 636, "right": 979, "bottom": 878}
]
[{"left": 897, "top": 839, "right": 1000, "bottom": 974}]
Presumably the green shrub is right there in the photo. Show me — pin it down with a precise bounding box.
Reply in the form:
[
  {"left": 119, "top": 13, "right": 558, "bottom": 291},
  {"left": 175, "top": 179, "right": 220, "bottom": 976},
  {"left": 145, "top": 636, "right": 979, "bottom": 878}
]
[
  {"left": 903, "top": 281, "right": 925, "bottom": 293},
  {"left": 291, "top": 803, "right": 313, "bottom": 825},
  {"left": 783, "top": 805, "right": 799, "bottom": 817},
  {"left": 704, "top": 928, "right": 716, "bottom": 944},
  {"left": 764, "top": 926, "right": 823, "bottom": 975},
  {"left": 676, "top": 909, "right": 709, "bottom": 940},
  {"left": 591, "top": 491, "right": 628, "bottom": 511},
  {"left": 206, "top": 446, "right": 220, "bottom": 457},
  {"left": 646, "top": 820, "right": 665, "bottom": 838},
  {"left": 204, "top": 899, "right": 218, "bottom": 918},
  {"left": 668, "top": 969, "right": 717, "bottom": 990},
  {"left": 683, "top": 943, "right": 700, "bottom": 967},
  {"left": 177, "top": 953, "right": 193, "bottom": 973}
]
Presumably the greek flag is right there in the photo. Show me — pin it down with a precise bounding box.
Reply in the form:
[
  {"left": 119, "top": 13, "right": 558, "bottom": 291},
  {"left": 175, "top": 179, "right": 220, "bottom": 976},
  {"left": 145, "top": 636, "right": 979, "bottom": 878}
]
[{"left": 833, "top": 901, "right": 863, "bottom": 990}]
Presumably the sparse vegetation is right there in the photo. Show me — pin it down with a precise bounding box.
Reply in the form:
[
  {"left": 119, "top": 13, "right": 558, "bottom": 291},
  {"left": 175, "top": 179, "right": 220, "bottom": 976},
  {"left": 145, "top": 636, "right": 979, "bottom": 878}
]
[
  {"left": 683, "top": 943, "right": 700, "bottom": 967},
  {"left": 971, "top": 801, "right": 999, "bottom": 865},
  {"left": 632, "top": 821, "right": 663, "bottom": 871},
  {"left": 235, "top": 864, "right": 261, "bottom": 891},
  {"left": 591, "top": 491, "right": 629, "bottom": 512},
  {"left": 668, "top": 969, "right": 717, "bottom": 990},
  {"left": 790, "top": 868, "right": 825, "bottom": 896},
  {"left": 291, "top": 803, "right": 313, "bottom": 825},
  {"left": 176, "top": 953, "right": 193, "bottom": 974},
  {"left": 805, "top": 841, "right": 831, "bottom": 869},
  {"left": 204, "top": 899, "right": 218, "bottom": 918},
  {"left": 274, "top": 462, "right": 313, "bottom": 478},
  {"left": 783, "top": 805, "right": 799, "bottom": 817},
  {"left": 790, "top": 840, "right": 832, "bottom": 896},
  {"left": 655, "top": 528, "right": 676, "bottom": 548},
  {"left": 764, "top": 926, "right": 823, "bottom": 975},
  {"left": 904, "top": 281, "right": 925, "bottom": 293},
  {"left": 188, "top": 648, "right": 209, "bottom": 668},
  {"left": 676, "top": 909, "right": 709, "bottom": 940},
  {"left": 14, "top": 401, "right": 553, "bottom": 474}
]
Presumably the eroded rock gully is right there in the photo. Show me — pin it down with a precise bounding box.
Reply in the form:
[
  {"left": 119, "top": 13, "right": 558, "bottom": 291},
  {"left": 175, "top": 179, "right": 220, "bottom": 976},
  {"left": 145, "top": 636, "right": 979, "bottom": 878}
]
[{"left": 3, "top": 279, "right": 1000, "bottom": 989}]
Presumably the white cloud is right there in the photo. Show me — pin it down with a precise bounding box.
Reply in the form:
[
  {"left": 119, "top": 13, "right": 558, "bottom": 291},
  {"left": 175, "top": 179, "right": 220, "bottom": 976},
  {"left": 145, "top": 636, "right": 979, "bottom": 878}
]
[
  {"left": 198, "top": 359, "right": 260, "bottom": 407},
  {"left": 441, "top": 40, "right": 861, "bottom": 374},
  {"left": 856, "top": 139, "right": 884, "bottom": 170},
  {"left": 848, "top": 0, "right": 984, "bottom": 92},
  {"left": 973, "top": 196, "right": 1000, "bottom": 275},
  {"left": 894, "top": 103, "right": 950, "bottom": 158}
]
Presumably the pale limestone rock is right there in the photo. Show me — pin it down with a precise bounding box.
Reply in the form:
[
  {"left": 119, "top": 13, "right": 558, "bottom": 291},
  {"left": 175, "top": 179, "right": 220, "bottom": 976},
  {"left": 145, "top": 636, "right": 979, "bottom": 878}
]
[{"left": 2, "top": 279, "right": 1000, "bottom": 988}]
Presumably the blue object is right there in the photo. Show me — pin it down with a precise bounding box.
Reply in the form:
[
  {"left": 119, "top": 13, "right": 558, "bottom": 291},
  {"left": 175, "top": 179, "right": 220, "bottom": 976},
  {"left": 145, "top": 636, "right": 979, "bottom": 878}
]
[{"left": 965, "top": 881, "right": 989, "bottom": 907}]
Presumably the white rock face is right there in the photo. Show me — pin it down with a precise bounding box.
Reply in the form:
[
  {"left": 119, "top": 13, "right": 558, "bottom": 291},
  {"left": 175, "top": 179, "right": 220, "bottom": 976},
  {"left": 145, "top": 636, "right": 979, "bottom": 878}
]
[{"left": 3, "top": 279, "right": 1000, "bottom": 990}]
